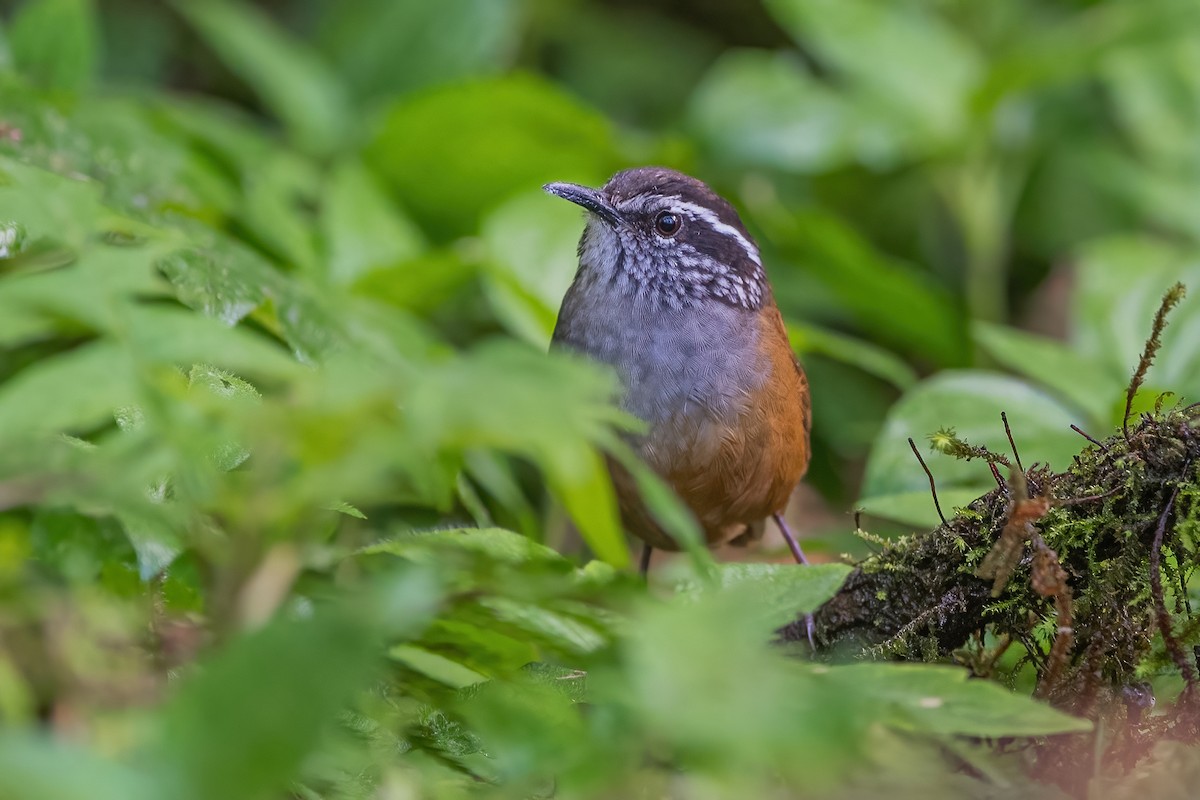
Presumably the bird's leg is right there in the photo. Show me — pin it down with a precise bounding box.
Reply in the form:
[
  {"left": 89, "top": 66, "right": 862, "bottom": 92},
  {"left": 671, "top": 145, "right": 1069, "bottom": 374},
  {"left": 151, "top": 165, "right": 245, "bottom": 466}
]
[
  {"left": 773, "top": 512, "right": 816, "bottom": 651},
  {"left": 773, "top": 512, "right": 809, "bottom": 565},
  {"left": 639, "top": 543, "right": 653, "bottom": 576}
]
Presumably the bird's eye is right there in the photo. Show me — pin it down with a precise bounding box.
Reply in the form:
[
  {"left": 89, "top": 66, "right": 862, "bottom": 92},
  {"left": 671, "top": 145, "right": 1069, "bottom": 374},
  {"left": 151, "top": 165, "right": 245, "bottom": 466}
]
[{"left": 654, "top": 211, "right": 682, "bottom": 237}]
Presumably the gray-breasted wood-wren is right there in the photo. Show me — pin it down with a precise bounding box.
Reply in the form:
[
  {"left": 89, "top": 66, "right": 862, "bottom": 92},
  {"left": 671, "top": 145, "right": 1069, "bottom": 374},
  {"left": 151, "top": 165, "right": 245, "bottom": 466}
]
[{"left": 545, "top": 167, "right": 812, "bottom": 571}]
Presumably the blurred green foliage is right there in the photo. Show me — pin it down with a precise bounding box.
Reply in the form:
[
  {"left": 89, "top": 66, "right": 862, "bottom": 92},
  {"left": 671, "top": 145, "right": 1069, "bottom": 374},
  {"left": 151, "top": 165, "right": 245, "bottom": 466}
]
[{"left": 0, "top": 0, "right": 1199, "bottom": 796}]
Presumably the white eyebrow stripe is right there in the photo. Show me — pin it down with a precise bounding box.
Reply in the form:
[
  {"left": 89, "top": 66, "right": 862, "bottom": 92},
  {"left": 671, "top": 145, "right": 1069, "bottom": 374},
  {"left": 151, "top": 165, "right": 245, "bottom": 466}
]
[{"left": 668, "top": 199, "right": 762, "bottom": 268}]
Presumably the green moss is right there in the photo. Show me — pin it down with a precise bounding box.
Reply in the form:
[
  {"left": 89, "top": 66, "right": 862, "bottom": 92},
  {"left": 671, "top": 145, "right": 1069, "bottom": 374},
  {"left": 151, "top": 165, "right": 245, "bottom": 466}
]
[{"left": 790, "top": 406, "right": 1200, "bottom": 706}]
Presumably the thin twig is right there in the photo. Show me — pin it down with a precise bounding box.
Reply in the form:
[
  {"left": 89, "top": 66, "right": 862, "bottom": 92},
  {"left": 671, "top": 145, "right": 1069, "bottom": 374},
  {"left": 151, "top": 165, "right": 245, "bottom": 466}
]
[
  {"left": 989, "top": 463, "right": 1004, "bottom": 488},
  {"left": 909, "top": 437, "right": 946, "bottom": 526},
  {"left": 1001, "top": 412, "right": 1024, "bottom": 472},
  {"left": 1071, "top": 424, "right": 1107, "bottom": 451},
  {"left": 1149, "top": 474, "right": 1196, "bottom": 691}
]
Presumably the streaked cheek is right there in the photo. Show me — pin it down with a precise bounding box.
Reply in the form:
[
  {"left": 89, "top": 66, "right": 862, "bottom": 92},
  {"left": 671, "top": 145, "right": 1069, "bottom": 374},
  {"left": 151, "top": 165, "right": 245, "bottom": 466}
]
[{"left": 578, "top": 223, "right": 623, "bottom": 275}]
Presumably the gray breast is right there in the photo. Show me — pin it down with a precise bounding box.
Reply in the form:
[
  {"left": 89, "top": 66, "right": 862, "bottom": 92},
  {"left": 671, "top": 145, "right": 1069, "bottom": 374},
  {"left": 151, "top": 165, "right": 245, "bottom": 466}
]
[{"left": 552, "top": 280, "right": 768, "bottom": 427}]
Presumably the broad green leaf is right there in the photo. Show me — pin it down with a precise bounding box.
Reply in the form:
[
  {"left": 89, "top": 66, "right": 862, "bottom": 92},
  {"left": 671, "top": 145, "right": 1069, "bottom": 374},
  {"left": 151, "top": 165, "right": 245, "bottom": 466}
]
[
  {"left": 977, "top": 0, "right": 1200, "bottom": 111},
  {"left": 481, "top": 595, "right": 608, "bottom": 655},
  {"left": 403, "top": 343, "right": 629, "bottom": 564},
  {"left": 1104, "top": 34, "right": 1200, "bottom": 173},
  {"left": 0, "top": 341, "right": 132, "bottom": 440},
  {"left": 239, "top": 153, "right": 319, "bottom": 272},
  {"left": 766, "top": 0, "right": 982, "bottom": 145},
  {"left": 0, "top": 733, "right": 158, "bottom": 800},
  {"left": 611, "top": 588, "right": 859, "bottom": 784},
  {"left": 124, "top": 306, "right": 302, "bottom": 381},
  {"left": 321, "top": 160, "right": 425, "bottom": 285},
  {"left": 176, "top": 0, "right": 351, "bottom": 156},
  {"left": 362, "top": 527, "right": 567, "bottom": 567},
  {"left": 862, "top": 371, "right": 1083, "bottom": 498},
  {"left": 0, "top": 157, "right": 103, "bottom": 250},
  {"left": 390, "top": 644, "right": 488, "bottom": 689},
  {"left": 857, "top": 487, "right": 986, "bottom": 529},
  {"left": 704, "top": 562, "right": 852, "bottom": 627},
  {"left": 157, "top": 238, "right": 270, "bottom": 326},
  {"left": 480, "top": 190, "right": 583, "bottom": 347},
  {"left": 789, "top": 322, "right": 917, "bottom": 391},
  {"left": 972, "top": 321, "right": 1115, "bottom": 426},
  {"left": 155, "top": 569, "right": 440, "bottom": 800},
  {"left": 1072, "top": 236, "right": 1200, "bottom": 407},
  {"left": 830, "top": 663, "right": 1091, "bottom": 737},
  {"left": 351, "top": 249, "right": 478, "bottom": 316},
  {"left": 773, "top": 210, "right": 967, "bottom": 365},
  {"left": 9, "top": 0, "right": 97, "bottom": 92},
  {"left": 318, "top": 0, "right": 518, "bottom": 102},
  {"left": 546, "top": 446, "right": 628, "bottom": 568},
  {"left": 30, "top": 509, "right": 136, "bottom": 583},
  {"left": 154, "top": 94, "right": 280, "bottom": 177},
  {"left": 367, "top": 74, "right": 620, "bottom": 237},
  {"left": 689, "top": 50, "right": 876, "bottom": 172},
  {"left": 0, "top": 245, "right": 167, "bottom": 345}
]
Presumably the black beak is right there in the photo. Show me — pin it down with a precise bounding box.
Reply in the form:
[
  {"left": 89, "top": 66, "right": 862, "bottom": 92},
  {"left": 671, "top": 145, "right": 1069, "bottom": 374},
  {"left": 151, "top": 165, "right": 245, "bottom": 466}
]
[{"left": 543, "top": 182, "right": 624, "bottom": 228}]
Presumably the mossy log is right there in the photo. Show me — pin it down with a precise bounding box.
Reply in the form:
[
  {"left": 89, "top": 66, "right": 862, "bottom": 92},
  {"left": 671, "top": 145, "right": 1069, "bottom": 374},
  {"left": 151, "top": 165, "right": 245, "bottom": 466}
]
[{"left": 780, "top": 406, "right": 1200, "bottom": 786}]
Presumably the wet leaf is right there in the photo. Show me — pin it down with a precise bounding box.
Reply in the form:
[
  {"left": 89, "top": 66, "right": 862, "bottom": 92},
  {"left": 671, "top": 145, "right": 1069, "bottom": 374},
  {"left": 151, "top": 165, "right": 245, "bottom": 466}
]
[{"left": 862, "top": 371, "right": 1082, "bottom": 498}]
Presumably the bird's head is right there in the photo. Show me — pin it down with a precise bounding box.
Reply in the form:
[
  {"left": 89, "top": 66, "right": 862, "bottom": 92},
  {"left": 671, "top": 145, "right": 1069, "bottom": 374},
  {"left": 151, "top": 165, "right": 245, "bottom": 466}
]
[{"left": 544, "top": 167, "right": 767, "bottom": 311}]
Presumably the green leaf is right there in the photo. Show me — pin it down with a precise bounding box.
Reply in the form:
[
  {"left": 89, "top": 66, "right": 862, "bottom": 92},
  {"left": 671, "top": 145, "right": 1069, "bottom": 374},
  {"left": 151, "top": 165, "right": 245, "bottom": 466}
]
[
  {"left": 831, "top": 663, "right": 1092, "bottom": 737},
  {"left": 351, "top": 249, "right": 478, "bottom": 316},
  {"left": 157, "top": 237, "right": 270, "bottom": 326},
  {"left": 862, "top": 371, "right": 1083, "bottom": 498},
  {"left": 404, "top": 343, "right": 630, "bottom": 565},
  {"left": 318, "top": 0, "right": 518, "bottom": 102},
  {"left": 775, "top": 210, "right": 967, "bottom": 365},
  {"left": 705, "top": 562, "right": 852, "bottom": 627},
  {"left": 857, "top": 487, "right": 986, "bottom": 529},
  {"left": 789, "top": 322, "right": 917, "bottom": 391},
  {"left": 366, "top": 74, "right": 621, "bottom": 237},
  {"left": 0, "top": 157, "right": 104, "bottom": 251},
  {"left": 766, "top": 0, "right": 982, "bottom": 147},
  {"left": 480, "top": 190, "right": 583, "bottom": 347},
  {"left": 321, "top": 159, "right": 425, "bottom": 285},
  {"left": 973, "top": 321, "right": 1116, "bottom": 427},
  {"left": 0, "top": 732, "right": 158, "bottom": 800},
  {"left": 613, "top": 587, "right": 856, "bottom": 782},
  {"left": 390, "top": 644, "right": 488, "bottom": 689},
  {"left": 689, "top": 50, "right": 873, "bottom": 173},
  {"left": 1072, "top": 236, "right": 1200, "bottom": 408},
  {"left": 238, "top": 153, "right": 319, "bottom": 272},
  {"left": 545, "top": 446, "right": 628, "bottom": 568},
  {"left": 691, "top": 0, "right": 983, "bottom": 174},
  {"left": 0, "top": 245, "right": 167, "bottom": 346},
  {"left": 9, "top": 0, "right": 98, "bottom": 92},
  {"left": 326, "top": 500, "right": 366, "bottom": 519},
  {"left": 176, "top": 0, "right": 351, "bottom": 156},
  {"left": 1104, "top": 34, "right": 1200, "bottom": 173},
  {"left": 124, "top": 306, "right": 303, "bottom": 381},
  {"left": 362, "top": 527, "right": 567, "bottom": 567},
  {"left": 155, "top": 569, "right": 440, "bottom": 800},
  {"left": 0, "top": 341, "right": 132, "bottom": 440}
]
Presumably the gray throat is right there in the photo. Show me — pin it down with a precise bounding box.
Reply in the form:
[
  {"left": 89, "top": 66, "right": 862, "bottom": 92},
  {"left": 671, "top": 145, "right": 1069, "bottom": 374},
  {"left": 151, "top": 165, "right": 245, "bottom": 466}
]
[{"left": 552, "top": 274, "right": 768, "bottom": 427}]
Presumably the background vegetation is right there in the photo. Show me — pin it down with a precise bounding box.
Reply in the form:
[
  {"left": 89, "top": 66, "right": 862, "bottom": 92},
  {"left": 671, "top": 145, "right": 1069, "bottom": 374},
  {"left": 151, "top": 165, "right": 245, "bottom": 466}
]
[{"left": 1, "top": 0, "right": 1200, "bottom": 796}]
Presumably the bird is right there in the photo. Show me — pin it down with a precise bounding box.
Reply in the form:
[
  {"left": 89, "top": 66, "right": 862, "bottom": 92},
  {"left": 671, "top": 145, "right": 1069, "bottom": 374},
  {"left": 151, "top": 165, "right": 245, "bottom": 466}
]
[{"left": 545, "top": 167, "right": 812, "bottom": 574}]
